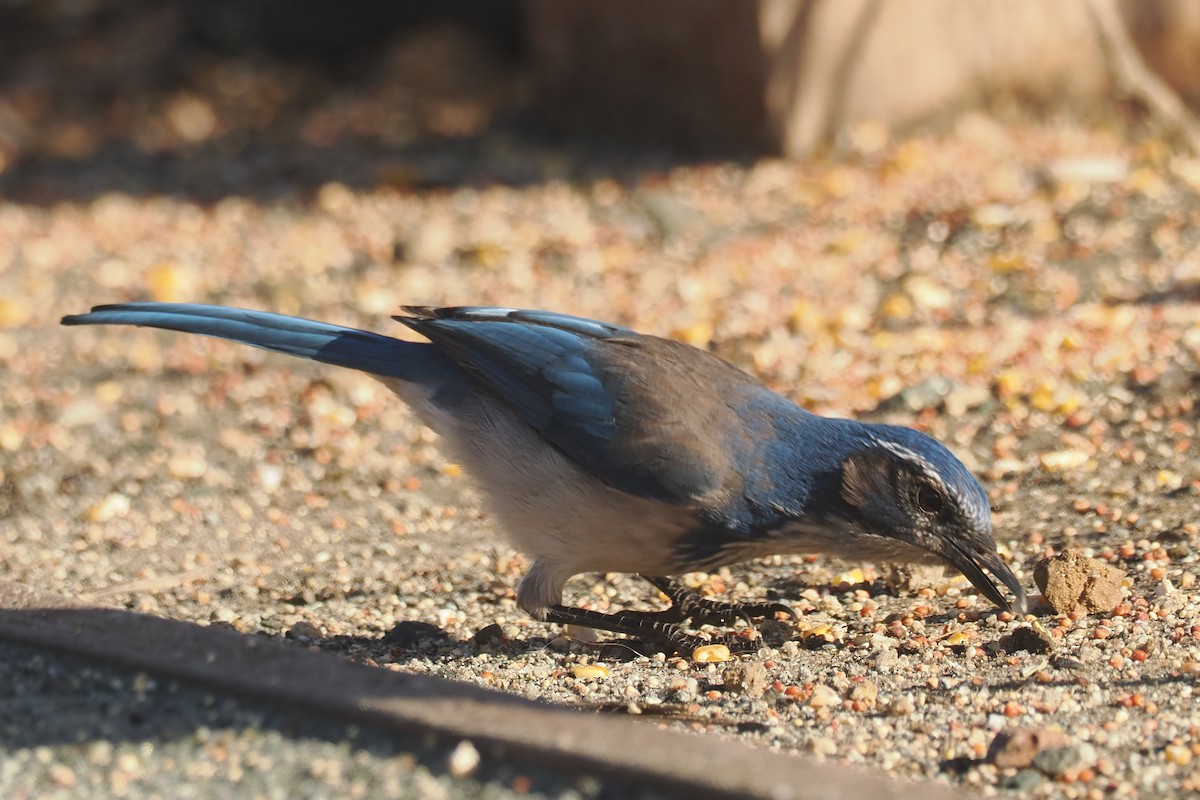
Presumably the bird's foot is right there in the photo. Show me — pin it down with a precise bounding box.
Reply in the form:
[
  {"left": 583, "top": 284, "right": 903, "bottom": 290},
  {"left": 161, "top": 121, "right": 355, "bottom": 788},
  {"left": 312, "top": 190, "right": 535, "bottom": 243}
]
[
  {"left": 660, "top": 628, "right": 762, "bottom": 656},
  {"left": 543, "top": 604, "right": 761, "bottom": 656},
  {"left": 640, "top": 575, "right": 796, "bottom": 627}
]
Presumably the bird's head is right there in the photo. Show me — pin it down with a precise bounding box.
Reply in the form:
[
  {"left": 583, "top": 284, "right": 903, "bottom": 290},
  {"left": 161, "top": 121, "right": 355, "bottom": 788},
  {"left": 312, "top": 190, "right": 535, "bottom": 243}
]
[{"left": 837, "top": 425, "right": 1027, "bottom": 613}]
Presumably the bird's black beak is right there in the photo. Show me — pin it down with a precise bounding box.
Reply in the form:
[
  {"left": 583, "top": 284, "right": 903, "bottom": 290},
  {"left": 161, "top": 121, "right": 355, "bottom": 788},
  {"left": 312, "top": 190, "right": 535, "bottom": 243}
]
[{"left": 943, "top": 540, "right": 1027, "bottom": 613}]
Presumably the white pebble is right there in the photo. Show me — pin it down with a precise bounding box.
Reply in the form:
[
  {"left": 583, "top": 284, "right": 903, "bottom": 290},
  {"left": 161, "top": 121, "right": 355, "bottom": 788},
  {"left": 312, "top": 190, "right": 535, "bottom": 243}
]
[{"left": 447, "top": 740, "right": 480, "bottom": 777}]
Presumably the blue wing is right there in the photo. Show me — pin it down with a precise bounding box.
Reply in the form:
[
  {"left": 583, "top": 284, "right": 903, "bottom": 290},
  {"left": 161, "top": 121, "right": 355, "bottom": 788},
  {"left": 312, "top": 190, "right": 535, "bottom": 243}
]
[
  {"left": 396, "top": 306, "right": 767, "bottom": 510},
  {"left": 396, "top": 306, "right": 631, "bottom": 439}
]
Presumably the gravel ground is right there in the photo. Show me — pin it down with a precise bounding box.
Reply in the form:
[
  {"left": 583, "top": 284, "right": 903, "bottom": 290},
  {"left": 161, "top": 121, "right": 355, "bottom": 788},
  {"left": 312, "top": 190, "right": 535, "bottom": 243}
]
[{"left": 3, "top": 14, "right": 1200, "bottom": 799}]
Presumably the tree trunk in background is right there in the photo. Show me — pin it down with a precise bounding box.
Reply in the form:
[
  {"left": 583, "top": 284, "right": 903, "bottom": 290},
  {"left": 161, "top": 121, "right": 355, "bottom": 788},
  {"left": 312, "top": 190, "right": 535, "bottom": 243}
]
[
  {"left": 525, "top": 0, "right": 774, "bottom": 153},
  {"left": 1121, "top": 0, "right": 1200, "bottom": 110},
  {"left": 525, "top": 0, "right": 1200, "bottom": 155}
]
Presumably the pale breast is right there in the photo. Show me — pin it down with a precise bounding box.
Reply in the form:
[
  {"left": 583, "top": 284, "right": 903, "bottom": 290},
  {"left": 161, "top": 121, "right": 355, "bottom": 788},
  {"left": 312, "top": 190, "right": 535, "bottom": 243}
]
[{"left": 380, "top": 376, "right": 693, "bottom": 577}]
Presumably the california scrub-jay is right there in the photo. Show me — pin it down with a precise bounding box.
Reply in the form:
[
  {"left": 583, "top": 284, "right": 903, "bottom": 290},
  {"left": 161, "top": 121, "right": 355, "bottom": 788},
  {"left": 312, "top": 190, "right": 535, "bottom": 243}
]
[{"left": 62, "top": 303, "right": 1026, "bottom": 651}]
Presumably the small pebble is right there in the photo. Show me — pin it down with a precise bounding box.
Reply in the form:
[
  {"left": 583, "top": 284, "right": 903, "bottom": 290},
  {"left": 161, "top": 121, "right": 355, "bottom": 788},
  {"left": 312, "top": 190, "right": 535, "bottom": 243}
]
[
  {"left": 446, "top": 740, "right": 480, "bottom": 778},
  {"left": 1165, "top": 744, "right": 1192, "bottom": 766},
  {"left": 808, "top": 737, "right": 838, "bottom": 757},
  {"left": 167, "top": 452, "right": 207, "bottom": 480},
  {"left": 807, "top": 684, "right": 840, "bottom": 709},
  {"left": 988, "top": 727, "right": 1069, "bottom": 769},
  {"left": 286, "top": 621, "right": 322, "bottom": 641},
  {"left": 886, "top": 696, "right": 916, "bottom": 717},
  {"left": 847, "top": 680, "right": 878, "bottom": 708},
  {"left": 385, "top": 621, "right": 450, "bottom": 648},
  {"left": 1000, "top": 769, "right": 1045, "bottom": 791},
  {"left": 85, "top": 493, "right": 130, "bottom": 523}
]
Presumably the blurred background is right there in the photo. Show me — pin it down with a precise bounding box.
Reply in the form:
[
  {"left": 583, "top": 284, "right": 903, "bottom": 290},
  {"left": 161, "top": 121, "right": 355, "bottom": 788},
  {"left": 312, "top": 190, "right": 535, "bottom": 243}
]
[{"left": 1, "top": 0, "right": 1198, "bottom": 414}]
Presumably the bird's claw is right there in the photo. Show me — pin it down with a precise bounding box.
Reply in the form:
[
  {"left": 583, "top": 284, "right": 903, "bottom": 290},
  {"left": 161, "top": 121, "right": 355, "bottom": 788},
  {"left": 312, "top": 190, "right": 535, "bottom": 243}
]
[{"left": 640, "top": 575, "right": 795, "bottom": 626}]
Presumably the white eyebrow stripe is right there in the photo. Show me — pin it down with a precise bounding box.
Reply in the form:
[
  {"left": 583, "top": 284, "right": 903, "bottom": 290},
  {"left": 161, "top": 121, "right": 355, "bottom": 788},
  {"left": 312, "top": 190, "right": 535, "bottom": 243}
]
[
  {"left": 868, "top": 435, "right": 993, "bottom": 531},
  {"left": 867, "top": 437, "right": 944, "bottom": 480},
  {"left": 867, "top": 435, "right": 967, "bottom": 499}
]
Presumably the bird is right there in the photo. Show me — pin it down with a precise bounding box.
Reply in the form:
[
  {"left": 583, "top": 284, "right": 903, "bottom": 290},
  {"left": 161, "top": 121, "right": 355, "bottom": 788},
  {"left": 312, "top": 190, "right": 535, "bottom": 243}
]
[{"left": 62, "top": 303, "right": 1027, "bottom": 652}]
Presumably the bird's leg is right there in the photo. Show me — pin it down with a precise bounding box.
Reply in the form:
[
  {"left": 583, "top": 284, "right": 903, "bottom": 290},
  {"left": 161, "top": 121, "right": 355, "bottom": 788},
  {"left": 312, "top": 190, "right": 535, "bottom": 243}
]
[
  {"left": 542, "top": 605, "right": 760, "bottom": 655},
  {"left": 640, "top": 575, "right": 796, "bottom": 626},
  {"left": 538, "top": 576, "right": 795, "bottom": 655}
]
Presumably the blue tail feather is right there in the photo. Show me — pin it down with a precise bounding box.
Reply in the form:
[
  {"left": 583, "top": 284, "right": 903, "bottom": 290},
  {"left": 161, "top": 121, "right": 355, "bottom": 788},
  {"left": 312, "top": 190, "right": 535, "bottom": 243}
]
[{"left": 61, "top": 302, "right": 424, "bottom": 380}]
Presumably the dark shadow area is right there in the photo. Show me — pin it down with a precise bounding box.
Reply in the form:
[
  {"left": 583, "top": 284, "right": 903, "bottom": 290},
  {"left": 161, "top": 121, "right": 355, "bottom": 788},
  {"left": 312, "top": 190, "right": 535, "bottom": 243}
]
[
  {"left": 0, "top": 638, "right": 638, "bottom": 798},
  {"left": 0, "top": 604, "right": 677, "bottom": 797},
  {"left": 0, "top": 1, "right": 756, "bottom": 205}
]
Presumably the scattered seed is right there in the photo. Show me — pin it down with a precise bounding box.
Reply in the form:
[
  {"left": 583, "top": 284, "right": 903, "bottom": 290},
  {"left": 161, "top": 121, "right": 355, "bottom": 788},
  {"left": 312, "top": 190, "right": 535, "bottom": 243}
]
[
  {"left": 691, "top": 644, "right": 731, "bottom": 663},
  {"left": 571, "top": 664, "right": 609, "bottom": 680}
]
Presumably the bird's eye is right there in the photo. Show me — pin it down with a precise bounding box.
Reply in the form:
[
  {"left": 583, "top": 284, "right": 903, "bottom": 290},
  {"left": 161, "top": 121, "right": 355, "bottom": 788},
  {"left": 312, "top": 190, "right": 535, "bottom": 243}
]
[{"left": 916, "top": 484, "right": 944, "bottom": 515}]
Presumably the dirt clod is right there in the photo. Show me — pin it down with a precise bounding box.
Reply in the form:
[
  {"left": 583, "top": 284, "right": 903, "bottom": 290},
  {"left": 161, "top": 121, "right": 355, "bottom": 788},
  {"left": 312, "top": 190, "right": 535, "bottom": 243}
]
[
  {"left": 722, "top": 662, "right": 769, "bottom": 697},
  {"left": 1033, "top": 551, "right": 1125, "bottom": 615},
  {"left": 997, "top": 624, "right": 1054, "bottom": 654}
]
